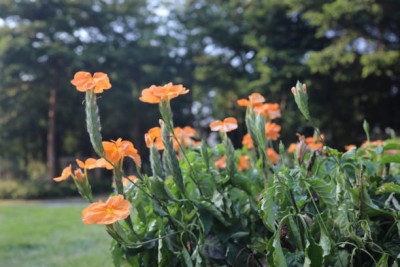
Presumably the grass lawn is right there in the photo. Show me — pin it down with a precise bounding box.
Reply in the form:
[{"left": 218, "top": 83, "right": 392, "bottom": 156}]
[{"left": 0, "top": 200, "right": 113, "bottom": 267}]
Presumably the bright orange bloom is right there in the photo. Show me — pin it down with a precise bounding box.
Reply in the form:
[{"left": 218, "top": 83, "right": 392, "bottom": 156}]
[
  {"left": 71, "top": 71, "right": 111, "bottom": 93},
  {"left": 95, "top": 158, "right": 114, "bottom": 170},
  {"left": 361, "top": 140, "right": 383, "bottom": 147},
  {"left": 74, "top": 168, "right": 84, "bottom": 180},
  {"left": 82, "top": 195, "right": 130, "bottom": 225},
  {"left": 215, "top": 155, "right": 227, "bottom": 169},
  {"left": 53, "top": 165, "right": 72, "bottom": 182},
  {"left": 267, "top": 148, "right": 280, "bottom": 164},
  {"left": 344, "top": 144, "right": 356, "bottom": 151},
  {"left": 76, "top": 158, "right": 99, "bottom": 170},
  {"left": 287, "top": 143, "right": 297, "bottom": 153},
  {"left": 174, "top": 126, "right": 197, "bottom": 148},
  {"left": 139, "top": 83, "right": 189, "bottom": 104},
  {"left": 238, "top": 155, "right": 250, "bottom": 171},
  {"left": 145, "top": 127, "right": 164, "bottom": 150},
  {"left": 102, "top": 138, "right": 141, "bottom": 166},
  {"left": 242, "top": 133, "right": 254, "bottom": 149},
  {"left": 209, "top": 117, "right": 238, "bottom": 133},
  {"left": 254, "top": 103, "right": 281, "bottom": 119},
  {"left": 305, "top": 135, "right": 324, "bottom": 150},
  {"left": 237, "top": 93, "right": 265, "bottom": 107},
  {"left": 265, "top": 122, "right": 281, "bottom": 141}
]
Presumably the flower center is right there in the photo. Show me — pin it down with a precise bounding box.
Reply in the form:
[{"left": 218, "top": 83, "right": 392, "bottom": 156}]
[{"left": 106, "top": 208, "right": 114, "bottom": 214}]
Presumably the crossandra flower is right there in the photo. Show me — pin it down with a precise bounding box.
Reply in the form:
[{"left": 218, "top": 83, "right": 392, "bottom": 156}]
[
  {"left": 287, "top": 143, "right": 297, "bottom": 153},
  {"left": 139, "top": 83, "right": 189, "bottom": 104},
  {"left": 242, "top": 133, "right": 254, "bottom": 149},
  {"left": 174, "top": 126, "right": 198, "bottom": 148},
  {"left": 215, "top": 155, "right": 227, "bottom": 169},
  {"left": 267, "top": 148, "right": 280, "bottom": 164},
  {"left": 265, "top": 122, "right": 281, "bottom": 141},
  {"left": 209, "top": 117, "right": 238, "bottom": 133},
  {"left": 53, "top": 165, "right": 72, "bottom": 182},
  {"left": 305, "top": 135, "right": 324, "bottom": 150},
  {"left": 361, "top": 140, "right": 383, "bottom": 147},
  {"left": 254, "top": 103, "right": 281, "bottom": 120},
  {"left": 71, "top": 71, "right": 111, "bottom": 93},
  {"left": 82, "top": 195, "right": 130, "bottom": 225},
  {"left": 145, "top": 127, "right": 164, "bottom": 150},
  {"left": 345, "top": 144, "right": 356, "bottom": 151},
  {"left": 76, "top": 158, "right": 99, "bottom": 170},
  {"left": 237, "top": 93, "right": 265, "bottom": 107},
  {"left": 238, "top": 155, "right": 250, "bottom": 171},
  {"left": 102, "top": 138, "right": 141, "bottom": 167}
]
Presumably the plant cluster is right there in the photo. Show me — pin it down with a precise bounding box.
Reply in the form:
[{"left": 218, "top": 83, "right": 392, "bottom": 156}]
[{"left": 55, "top": 72, "right": 400, "bottom": 266}]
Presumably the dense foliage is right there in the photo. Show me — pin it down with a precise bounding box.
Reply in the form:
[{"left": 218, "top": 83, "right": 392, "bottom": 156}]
[{"left": 58, "top": 77, "right": 400, "bottom": 266}]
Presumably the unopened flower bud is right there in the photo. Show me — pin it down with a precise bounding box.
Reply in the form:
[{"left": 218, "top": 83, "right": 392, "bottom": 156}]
[{"left": 291, "top": 81, "right": 311, "bottom": 121}]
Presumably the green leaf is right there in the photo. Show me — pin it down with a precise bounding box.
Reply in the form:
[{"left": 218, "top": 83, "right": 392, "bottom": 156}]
[
  {"left": 181, "top": 247, "right": 193, "bottom": 267},
  {"left": 198, "top": 200, "right": 230, "bottom": 226},
  {"left": 271, "top": 233, "right": 288, "bottom": 267},
  {"left": 259, "top": 187, "right": 277, "bottom": 231},
  {"left": 382, "top": 154, "right": 400, "bottom": 164},
  {"left": 332, "top": 250, "right": 350, "bottom": 267},
  {"left": 304, "top": 236, "right": 323, "bottom": 267},
  {"left": 375, "top": 253, "right": 389, "bottom": 267},
  {"left": 111, "top": 240, "right": 123, "bottom": 267},
  {"left": 376, "top": 183, "right": 400, "bottom": 195},
  {"left": 383, "top": 142, "right": 400, "bottom": 150},
  {"left": 149, "top": 176, "right": 169, "bottom": 200},
  {"left": 308, "top": 177, "right": 336, "bottom": 207}
]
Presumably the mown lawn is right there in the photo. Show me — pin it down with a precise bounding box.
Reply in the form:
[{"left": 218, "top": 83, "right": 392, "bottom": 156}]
[{"left": 0, "top": 201, "right": 113, "bottom": 267}]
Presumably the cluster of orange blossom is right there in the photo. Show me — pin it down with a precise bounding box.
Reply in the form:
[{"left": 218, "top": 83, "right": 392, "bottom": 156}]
[
  {"left": 58, "top": 71, "right": 317, "bottom": 225},
  {"left": 236, "top": 93, "right": 282, "bottom": 164}
]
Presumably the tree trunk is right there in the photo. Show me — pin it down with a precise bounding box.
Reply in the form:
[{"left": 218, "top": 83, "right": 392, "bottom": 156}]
[{"left": 47, "top": 86, "right": 56, "bottom": 179}]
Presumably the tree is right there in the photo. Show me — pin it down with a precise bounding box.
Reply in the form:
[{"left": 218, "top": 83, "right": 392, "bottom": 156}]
[{"left": 0, "top": 0, "right": 192, "bottom": 182}]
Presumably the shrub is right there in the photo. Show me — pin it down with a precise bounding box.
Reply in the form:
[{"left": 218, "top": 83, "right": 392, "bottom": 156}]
[{"left": 54, "top": 72, "right": 400, "bottom": 266}]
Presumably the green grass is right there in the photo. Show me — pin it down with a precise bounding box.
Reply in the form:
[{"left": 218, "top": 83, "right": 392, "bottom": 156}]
[{"left": 0, "top": 201, "right": 113, "bottom": 267}]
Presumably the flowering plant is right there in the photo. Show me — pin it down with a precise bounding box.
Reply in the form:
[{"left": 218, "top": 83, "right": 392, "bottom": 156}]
[{"left": 55, "top": 72, "right": 400, "bottom": 266}]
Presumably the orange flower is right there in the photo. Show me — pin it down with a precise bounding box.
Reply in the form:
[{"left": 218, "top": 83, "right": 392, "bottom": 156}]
[
  {"left": 254, "top": 103, "right": 281, "bottom": 119},
  {"left": 174, "top": 126, "right": 197, "bottom": 148},
  {"left": 237, "top": 93, "right": 265, "bottom": 107},
  {"left": 209, "top": 117, "right": 238, "bottom": 133},
  {"left": 82, "top": 195, "right": 130, "bottom": 225},
  {"left": 103, "top": 138, "right": 141, "bottom": 167},
  {"left": 74, "top": 168, "right": 84, "bottom": 180},
  {"left": 71, "top": 71, "right": 111, "bottom": 93},
  {"left": 242, "top": 133, "right": 254, "bottom": 149},
  {"left": 361, "top": 140, "right": 383, "bottom": 147},
  {"left": 112, "top": 176, "right": 137, "bottom": 187},
  {"left": 145, "top": 127, "right": 164, "bottom": 150},
  {"left": 344, "top": 144, "right": 356, "bottom": 151},
  {"left": 95, "top": 158, "right": 114, "bottom": 170},
  {"left": 267, "top": 148, "right": 280, "bottom": 164},
  {"left": 265, "top": 122, "right": 281, "bottom": 141},
  {"left": 238, "top": 155, "right": 250, "bottom": 171},
  {"left": 139, "top": 83, "right": 189, "bottom": 104},
  {"left": 215, "top": 155, "right": 227, "bottom": 169},
  {"left": 287, "top": 143, "right": 297, "bottom": 153},
  {"left": 305, "top": 135, "right": 324, "bottom": 150},
  {"left": 76, "top": 158, "right": 99, "bottom": 170},
  {"left": 53, "top": 165, "right": 72, "bottom": 182}
]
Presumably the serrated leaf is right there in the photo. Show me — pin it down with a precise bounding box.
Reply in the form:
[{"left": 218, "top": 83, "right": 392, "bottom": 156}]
[
  {"left": 259, "top": 187, "right": 277, "bottom": 231},
  {"left": 308, "top": 177, "right": 336, "bottom": 207},
  {"left": 271, "top": 233, "right": 288, "bottom": 267}
]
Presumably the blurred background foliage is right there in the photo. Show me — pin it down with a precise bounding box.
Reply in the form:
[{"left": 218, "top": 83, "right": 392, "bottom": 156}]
[{"left": 0, "top": 0, "right": 399, "bottom": 198}]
